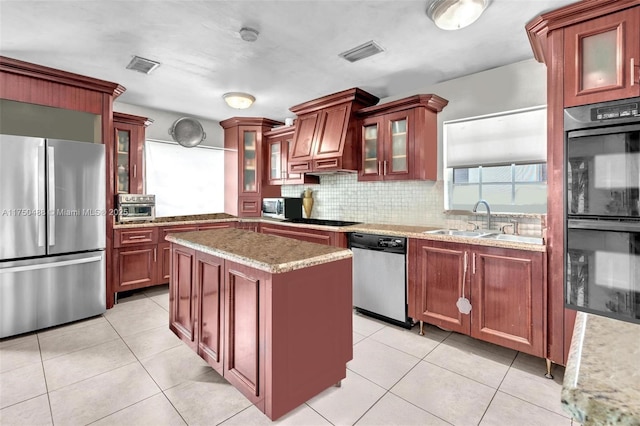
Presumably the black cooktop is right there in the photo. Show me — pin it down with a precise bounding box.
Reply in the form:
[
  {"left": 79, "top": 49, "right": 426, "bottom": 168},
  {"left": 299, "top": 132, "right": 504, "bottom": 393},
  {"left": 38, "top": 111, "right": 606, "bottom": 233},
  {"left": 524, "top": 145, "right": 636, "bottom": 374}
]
[{"left": 284, "top": 218, "right": 361, "bottom": 227}]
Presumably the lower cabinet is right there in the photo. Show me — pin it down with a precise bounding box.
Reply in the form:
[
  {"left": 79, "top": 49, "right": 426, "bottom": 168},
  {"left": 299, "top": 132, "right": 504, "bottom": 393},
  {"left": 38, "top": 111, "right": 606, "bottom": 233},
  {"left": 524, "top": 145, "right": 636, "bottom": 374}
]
[
  {"left": 169, "top": 243, "right": 352, "bottom": 420},
  {"left": 260, "top": 223, "right": 347, "bottom": 247},
  {"left": 409, "top": 239, "right": 546, "bottom": 357},
  {"left": 113, "top": 222, "right": 234, "bottom": 295}
]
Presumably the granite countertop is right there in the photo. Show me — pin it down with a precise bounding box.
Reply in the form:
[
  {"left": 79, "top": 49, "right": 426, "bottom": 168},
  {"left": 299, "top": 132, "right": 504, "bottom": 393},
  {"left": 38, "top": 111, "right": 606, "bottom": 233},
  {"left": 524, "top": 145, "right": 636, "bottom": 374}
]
[
  {"left": 562, "top": 312, "right": 640, "bottom": 425},
  {"left": 115, "top": 213, "right": 545, "bottom": 252},
  {"left": 342, "top": 223, "right": 546, "bottom": 252},
  {"left": 165, "top": 228, "right": 352, "bottom": 274},
  {"left": 113, "top": 213, "right": 237, "bottom": 228}
]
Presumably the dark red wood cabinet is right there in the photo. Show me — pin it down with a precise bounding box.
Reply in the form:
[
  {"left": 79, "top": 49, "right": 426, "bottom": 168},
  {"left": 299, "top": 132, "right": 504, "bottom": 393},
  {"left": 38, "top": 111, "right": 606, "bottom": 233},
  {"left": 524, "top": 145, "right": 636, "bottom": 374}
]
[
  {"left": 288, "top": 88, "right": 379, "bottom": 174},
  {"left": 220, "top": 118, "right": 282, "bottom": 217},
  {"left": 169, "top": 242, "right": 353, "bottom": 420},
  {"left": 409, "top": 239, "right": 546, "bottom": 357},
  {"left": 356, "top": 95, "right": 448, "bottom": 182},
  {"left": 264, "top": 125, "right": 319, "bottom": 186},
  {"left": 113, "top": 222, "right": 234, "bottom": 297},
  {"left": 563, "top": 7, "right": 640, "bottom": 107},
  {"left": 112, "top": 112, "right": 151, "bottom": 195},
  {"left": 526, "top": 0, "right": 639, "bottom": 365}
]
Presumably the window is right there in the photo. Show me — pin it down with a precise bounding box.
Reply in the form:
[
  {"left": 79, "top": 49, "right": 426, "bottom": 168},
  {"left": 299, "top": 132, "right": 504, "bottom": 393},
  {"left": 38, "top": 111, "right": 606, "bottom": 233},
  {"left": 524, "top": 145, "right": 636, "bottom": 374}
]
[
  {"left": 448, "top": 163, "right": 547, "bottom": 213},
  {"left": 145, "top": 141, "right": 224, "bottom": 217},
  {"left": 444, "top": 106, "right": 547, "bottom": 213}
]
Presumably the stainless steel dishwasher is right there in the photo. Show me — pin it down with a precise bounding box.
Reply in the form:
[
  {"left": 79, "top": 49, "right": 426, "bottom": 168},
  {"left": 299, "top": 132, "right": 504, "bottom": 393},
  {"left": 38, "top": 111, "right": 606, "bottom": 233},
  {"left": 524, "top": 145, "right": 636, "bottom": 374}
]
[{"left": 349, "top": 233, "right": 411, "bottom": 328}]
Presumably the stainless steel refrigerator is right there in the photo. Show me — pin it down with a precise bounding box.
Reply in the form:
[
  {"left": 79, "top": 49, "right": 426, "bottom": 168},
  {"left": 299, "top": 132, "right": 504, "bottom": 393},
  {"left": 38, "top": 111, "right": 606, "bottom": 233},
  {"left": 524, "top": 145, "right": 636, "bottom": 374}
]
[{"left": 0, "top": 134, "right": 106, "bottom": 338}]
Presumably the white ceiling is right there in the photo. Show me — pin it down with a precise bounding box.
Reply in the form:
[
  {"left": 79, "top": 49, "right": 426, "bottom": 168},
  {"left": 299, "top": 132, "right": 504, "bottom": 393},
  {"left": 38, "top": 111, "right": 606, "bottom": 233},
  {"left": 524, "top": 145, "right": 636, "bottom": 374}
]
[{"left": 0, "top": 0, "right": 575, "bottom": 123}]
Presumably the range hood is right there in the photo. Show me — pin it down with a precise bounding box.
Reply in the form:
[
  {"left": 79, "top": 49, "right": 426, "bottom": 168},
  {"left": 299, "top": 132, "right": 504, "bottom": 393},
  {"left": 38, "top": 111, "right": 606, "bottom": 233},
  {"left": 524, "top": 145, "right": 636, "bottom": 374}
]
[{"left": 287, "top": 88, "right": 379, "bottom": 174}]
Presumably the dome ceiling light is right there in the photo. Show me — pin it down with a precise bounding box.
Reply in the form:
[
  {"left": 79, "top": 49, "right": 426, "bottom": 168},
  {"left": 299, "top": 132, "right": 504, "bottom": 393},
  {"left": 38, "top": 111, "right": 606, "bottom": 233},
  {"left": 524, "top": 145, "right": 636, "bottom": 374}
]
[
  {"left": 239, "top": 27, "right": 259, "bottom": 42},
  {"left": 427, "top": 0, "right": 489, "bottom": 31},
  {"left": 223, "top": 92, "right": 256, "bottom": 109}
]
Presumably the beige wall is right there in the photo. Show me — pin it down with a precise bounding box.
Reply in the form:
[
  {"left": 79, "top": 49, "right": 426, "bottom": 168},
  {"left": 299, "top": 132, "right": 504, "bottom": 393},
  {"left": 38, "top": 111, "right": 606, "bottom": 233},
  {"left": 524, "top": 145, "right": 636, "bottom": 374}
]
[{"left": 281, "top": 59, "right": 547, "bottom": 229}]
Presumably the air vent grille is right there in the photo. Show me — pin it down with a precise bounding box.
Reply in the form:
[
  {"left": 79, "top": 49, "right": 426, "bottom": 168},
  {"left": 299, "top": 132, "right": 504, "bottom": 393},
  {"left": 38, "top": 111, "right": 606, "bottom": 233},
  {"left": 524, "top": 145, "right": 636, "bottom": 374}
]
[
  {"left": 339, "top": 40, "right": 384, "bottom": 63},
  {"left": 126, "top": 56, "right": 161, "bottom": 74}
]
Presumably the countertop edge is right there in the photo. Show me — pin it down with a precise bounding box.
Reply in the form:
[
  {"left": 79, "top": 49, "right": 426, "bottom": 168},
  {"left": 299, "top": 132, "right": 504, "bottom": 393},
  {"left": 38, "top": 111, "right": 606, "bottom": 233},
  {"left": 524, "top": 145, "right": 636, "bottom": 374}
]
[
  {"left": 165, "top": 233, "right": 352, "bottom": 274},
  {"left": 115, "top": 215, "right": 545, "bottom": 252},
  {"left": 561, "top": 311, "right": 640, "bottom": 425}
]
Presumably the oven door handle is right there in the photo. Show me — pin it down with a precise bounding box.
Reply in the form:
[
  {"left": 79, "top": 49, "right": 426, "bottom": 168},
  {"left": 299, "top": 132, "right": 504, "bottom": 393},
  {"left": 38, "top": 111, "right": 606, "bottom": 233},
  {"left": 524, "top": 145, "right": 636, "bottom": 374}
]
[
  {"left": 567, "top": 123, "right": 640, "bottom": 139},
  {"left": 568, "top": 219, "right": 640, "bottom": 232}
]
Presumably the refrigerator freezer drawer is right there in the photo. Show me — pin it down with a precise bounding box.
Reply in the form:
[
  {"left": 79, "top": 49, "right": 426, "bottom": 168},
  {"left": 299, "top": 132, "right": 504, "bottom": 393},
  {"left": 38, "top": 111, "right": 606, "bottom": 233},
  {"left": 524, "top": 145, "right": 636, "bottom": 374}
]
[{"left": 0, "top": 251, "right": 106, "bottom": 338}]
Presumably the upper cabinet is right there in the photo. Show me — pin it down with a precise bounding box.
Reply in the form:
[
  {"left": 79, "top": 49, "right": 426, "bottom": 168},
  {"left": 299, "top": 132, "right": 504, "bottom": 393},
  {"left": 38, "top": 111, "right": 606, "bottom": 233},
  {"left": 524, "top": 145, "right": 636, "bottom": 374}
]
[
  {"left": 288, "top": 88, "right": 379, "bottom": 174},
  {"left": 264, "top": 125, "right": 319, "bottom": 186},
  {"left": 220, "top": 117, "right": 282, "bottom": 217},
  {"left": 356, "top": 95, "right": 448, "bottom": 182},
  {"left": 564, "top": 7, "right": 640, "bottom": 106},
  {"left": 113, "top": 112, "right": 151, "bottom": 194}
]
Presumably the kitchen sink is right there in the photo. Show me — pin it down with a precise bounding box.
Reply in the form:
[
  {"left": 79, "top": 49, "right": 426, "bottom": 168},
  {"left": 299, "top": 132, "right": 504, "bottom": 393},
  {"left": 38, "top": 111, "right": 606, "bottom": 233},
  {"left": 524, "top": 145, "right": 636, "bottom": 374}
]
[
  {"left": 423, "top": 229, "right": 544, "bottom": 245},
  {"left": 424, "top": 229, "right": 493, "bottom": 237}
]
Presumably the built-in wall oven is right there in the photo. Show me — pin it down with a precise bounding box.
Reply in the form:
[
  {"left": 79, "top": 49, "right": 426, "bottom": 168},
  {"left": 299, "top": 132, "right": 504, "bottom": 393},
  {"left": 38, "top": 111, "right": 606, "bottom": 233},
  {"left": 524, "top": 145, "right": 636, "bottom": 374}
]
[
  {"left": 117, "top": 194, "right": 156, "bottom": 223},
  {"left": 564, "top": 97, "right": 640, "bottom": 324}
]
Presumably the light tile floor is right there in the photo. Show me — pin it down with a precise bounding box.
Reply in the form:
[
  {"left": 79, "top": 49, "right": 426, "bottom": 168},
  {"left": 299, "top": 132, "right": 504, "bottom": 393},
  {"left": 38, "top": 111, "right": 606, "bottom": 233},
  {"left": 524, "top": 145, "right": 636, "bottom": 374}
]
[{"left": 0, "top": 284, "right": 578, "bottom": 426}]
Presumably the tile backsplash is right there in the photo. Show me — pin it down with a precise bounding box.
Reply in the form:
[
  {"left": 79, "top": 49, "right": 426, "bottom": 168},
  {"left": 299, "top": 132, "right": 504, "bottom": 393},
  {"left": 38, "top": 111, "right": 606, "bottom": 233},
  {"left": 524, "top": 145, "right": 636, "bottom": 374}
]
[{"left": 280, "top": 173, "right": 544, "bottom": 236}]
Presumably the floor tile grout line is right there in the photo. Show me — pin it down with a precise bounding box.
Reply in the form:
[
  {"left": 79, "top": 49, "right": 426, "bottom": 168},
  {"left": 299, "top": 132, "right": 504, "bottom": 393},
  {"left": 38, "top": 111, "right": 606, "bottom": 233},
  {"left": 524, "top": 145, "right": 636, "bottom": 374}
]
[
  {"left": 419, "top": 357, "right": 509, "bottom": 390},
  {"left": 37, "top": 333, "right": 56, "bottom": 426},
  {"left": 475, "top": 351, "right": 518, "bottom": 425},
  {"left": 83, "top": 391, "right": 168, "bottom": 425}
]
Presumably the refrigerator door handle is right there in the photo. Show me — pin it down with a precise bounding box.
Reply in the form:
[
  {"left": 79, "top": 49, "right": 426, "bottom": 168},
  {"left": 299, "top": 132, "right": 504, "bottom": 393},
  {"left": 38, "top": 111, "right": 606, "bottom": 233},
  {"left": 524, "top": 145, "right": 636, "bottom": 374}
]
[
  {"left": 47, "top": 146, "right": 55, "bottom": 247},
  {"left": 0, "top": 255, "right": 103, "bottom": 274},
  {"left": 38, "top": 146, "right": 46, "bottom": 247}
]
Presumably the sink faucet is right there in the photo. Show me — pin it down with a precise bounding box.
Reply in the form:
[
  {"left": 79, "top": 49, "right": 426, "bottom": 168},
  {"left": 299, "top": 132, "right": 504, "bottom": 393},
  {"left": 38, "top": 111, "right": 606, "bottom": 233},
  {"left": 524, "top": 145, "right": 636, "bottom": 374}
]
[{"left": 472, "top": 200, "right": 491, "bottom": 229}]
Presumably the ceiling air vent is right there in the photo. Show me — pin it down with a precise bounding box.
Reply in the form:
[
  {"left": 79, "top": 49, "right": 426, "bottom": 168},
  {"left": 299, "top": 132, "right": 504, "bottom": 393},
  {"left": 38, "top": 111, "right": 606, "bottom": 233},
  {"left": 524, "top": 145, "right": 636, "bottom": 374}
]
[
  {"left": 339, "top": 40, "right": 384, "bottom": 63},
  {"left": 126, "top": 56, "right": 161, "bottom": 74}
]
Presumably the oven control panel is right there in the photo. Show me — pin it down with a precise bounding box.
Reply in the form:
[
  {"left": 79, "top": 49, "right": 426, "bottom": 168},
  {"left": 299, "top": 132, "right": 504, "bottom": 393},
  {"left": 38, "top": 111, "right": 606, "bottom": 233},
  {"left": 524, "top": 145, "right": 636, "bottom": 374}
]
[{"left": 591, "top": 102, "right": 639, "bottom": 121}]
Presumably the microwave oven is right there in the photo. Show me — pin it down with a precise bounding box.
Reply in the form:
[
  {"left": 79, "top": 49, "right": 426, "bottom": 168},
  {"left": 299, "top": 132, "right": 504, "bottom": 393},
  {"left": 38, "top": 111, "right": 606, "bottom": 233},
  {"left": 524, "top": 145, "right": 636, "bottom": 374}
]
[
  {"left": 117, "top": 194, "right": 156, "bottom": 223},
  {"left": 262, "top": 197, "right": 303, "bottom": 220}
]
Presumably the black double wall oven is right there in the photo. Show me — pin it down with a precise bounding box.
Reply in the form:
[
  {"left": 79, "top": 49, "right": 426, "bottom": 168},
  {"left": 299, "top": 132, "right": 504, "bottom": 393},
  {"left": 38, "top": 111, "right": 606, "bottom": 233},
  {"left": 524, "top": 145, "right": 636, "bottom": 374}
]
[{"left": 564, "top": 97, "right": 640, "bottom": 324}]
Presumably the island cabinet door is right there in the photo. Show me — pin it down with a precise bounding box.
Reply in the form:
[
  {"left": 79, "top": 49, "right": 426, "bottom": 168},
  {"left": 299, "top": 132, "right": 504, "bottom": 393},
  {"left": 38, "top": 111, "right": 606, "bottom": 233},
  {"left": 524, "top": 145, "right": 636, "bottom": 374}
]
[
  {"left": 169, "top": 245, "right": 196, "bottom": 349},
  {"left": 223, "top": 261, "right": 267, "bottom": 408},
  {"left": 470, "top": 247, "right": 545, "bottom": 357},
  {"left": 410, "top": 239, "right": 471, "bottom": 335},
  {"left": 195, "top": 251, "right": 225, "bottom": 375}
]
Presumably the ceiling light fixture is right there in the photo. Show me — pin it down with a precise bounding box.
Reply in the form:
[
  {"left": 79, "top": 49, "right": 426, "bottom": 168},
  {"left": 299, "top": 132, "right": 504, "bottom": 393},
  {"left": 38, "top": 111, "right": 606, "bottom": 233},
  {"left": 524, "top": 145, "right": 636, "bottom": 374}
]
[
  {"left": 223, "top": 92, "right": 255, "bottom": 109},
  {"left": 239, "top": 27, "right": 259, "bottom": 42},
  {"left": 427, "top": 0, "right": 489, "bottom": 31}
]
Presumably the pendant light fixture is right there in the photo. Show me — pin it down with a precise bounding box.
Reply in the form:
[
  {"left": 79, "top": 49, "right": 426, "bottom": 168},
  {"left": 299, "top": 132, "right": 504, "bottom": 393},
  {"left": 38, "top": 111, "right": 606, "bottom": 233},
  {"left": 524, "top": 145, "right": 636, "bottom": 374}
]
[
  {"left": 427, "top": 0, "right": 489, "bottom": 30},
  {"left": 223, "top": 92, "right": 256, "bottom": 109}
]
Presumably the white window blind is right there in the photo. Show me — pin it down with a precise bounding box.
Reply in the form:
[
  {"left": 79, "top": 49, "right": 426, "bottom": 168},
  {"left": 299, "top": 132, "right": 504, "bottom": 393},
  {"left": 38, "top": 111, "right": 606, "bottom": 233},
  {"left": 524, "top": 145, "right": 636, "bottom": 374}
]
[
  {"left": 145, "top": 140, "right": 224, "bottom": 217},
  {"left": 445, "top": 106, "right": 547, "bottom": 168}
]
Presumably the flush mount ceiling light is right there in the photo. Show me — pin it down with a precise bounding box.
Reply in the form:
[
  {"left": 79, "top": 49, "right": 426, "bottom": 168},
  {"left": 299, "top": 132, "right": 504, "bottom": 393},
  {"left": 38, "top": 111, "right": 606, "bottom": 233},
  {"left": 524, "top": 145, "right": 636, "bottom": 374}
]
[
  {"left": 126, "top": 55, "right": 161, "bottom": 74},
  {"left": 427, "top": 0, "right": 489, "bottom": 30},
  {"left": 223, "top": 92, "right": 256, "bottom": 109},
  {"left": 239, "top": 27, "right": 259, "bottom": 42}
]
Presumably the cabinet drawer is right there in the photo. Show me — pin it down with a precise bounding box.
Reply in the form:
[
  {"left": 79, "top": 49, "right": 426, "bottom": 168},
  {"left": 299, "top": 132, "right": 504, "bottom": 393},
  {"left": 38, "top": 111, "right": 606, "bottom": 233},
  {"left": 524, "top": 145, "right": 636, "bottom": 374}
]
[
  {"left": 289, "top": 161, "right": 312, "bottom": 173},
  {"left": 114, "top": 228, "right": 158, "bottom": 248}
]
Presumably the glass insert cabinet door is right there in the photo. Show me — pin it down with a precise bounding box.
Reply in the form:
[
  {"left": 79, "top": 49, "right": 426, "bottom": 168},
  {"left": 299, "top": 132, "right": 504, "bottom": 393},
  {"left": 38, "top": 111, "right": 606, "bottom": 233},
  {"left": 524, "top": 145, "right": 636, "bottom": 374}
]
[
  {"left": 362, "top": 123, "right": 379, "bottom": 175},
  {"left": 116, "top": 129, "right": 130, "bottom": 194},
  {"left": 563, "top": 8, "right": 640, "bottom": 106},
  {"left": 388, "top": 117, "right": 408, "bottom": 174},
  {"left": 269, "top": 142, "right": 281, "bottom": 181},
  {"left": 242, "top": 130, "right": 258, "bottom": 192}
]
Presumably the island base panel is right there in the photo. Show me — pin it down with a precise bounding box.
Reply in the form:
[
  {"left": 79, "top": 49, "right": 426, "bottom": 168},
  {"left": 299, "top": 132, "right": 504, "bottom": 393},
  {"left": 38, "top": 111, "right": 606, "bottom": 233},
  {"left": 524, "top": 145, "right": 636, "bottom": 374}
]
[{"left": 267, "top": 258, "right": 353, "bottom": 420}]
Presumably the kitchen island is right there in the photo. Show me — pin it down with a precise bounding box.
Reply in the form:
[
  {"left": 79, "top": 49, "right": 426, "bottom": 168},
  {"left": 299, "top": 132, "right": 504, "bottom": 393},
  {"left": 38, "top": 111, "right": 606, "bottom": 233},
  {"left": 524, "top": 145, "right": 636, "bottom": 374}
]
[
  {"left": 166, "top": 228, "right": 353, "bottom": 421},
  {"left": 562, "top": 312, "right": 640, "bottom": 425}
]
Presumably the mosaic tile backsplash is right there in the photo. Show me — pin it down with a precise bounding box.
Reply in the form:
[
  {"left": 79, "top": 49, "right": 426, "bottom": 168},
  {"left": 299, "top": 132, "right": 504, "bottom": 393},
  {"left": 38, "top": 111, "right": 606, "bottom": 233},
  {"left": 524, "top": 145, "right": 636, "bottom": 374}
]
[{"left": 280, "top": 173, "right": 544, "bottom": 236}]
